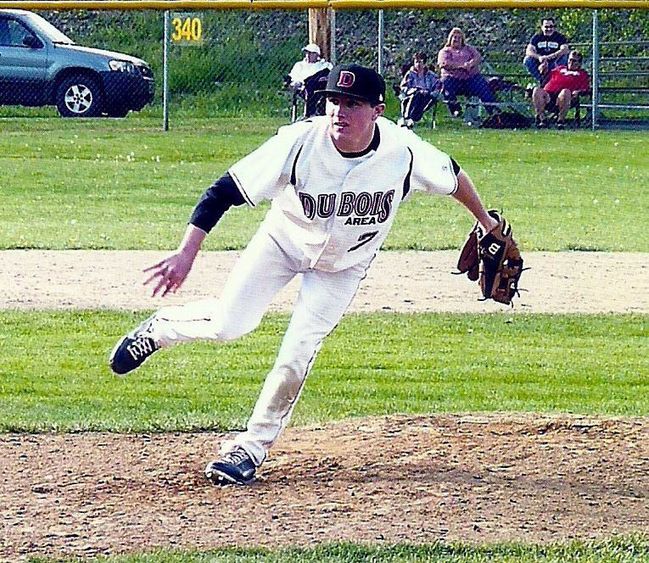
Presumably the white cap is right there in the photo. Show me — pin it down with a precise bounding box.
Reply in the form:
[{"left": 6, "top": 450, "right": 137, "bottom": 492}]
[{"left": 302, "top": 43, "right": 321, "bottom": 56}]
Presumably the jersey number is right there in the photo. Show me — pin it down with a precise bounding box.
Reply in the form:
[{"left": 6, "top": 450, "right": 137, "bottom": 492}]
[{"left": 348, "top": 231, "right": 379, "bottom": 252}]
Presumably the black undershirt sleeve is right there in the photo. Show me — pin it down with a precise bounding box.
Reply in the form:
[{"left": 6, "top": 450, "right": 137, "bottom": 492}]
[{"left": 189, "top": 172, "right": 246, "bottom": 233}]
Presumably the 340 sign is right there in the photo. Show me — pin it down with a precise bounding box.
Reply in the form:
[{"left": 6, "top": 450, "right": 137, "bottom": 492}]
[{"left": 170, "top": 13, "right": 203, "bottom": 45}]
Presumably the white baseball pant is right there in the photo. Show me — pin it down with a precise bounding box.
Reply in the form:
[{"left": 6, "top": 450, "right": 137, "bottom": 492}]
[{"left": 150, "top": 227, "right": 369, "bottom": 466}]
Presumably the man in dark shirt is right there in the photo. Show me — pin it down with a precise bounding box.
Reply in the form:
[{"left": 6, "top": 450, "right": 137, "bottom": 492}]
[{"left": 523, "top": 17, "right": 570, "bottom": 85}]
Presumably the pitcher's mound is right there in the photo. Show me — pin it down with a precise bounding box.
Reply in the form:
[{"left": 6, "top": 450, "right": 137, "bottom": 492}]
[{"left": 2, "top": 414, "right": 647, "bottom": 560}]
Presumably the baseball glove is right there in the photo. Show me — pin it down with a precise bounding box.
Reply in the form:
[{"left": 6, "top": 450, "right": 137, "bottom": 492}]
[{"left": 456, "top": 210, "right": 524, "bottom": 305}]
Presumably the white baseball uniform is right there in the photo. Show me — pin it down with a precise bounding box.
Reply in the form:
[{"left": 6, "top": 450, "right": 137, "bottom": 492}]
[{"left": 147, "top": 115, "right": 457, "bottom": 466}]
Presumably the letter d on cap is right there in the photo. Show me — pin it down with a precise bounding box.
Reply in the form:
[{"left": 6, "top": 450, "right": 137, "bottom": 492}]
[{"left": 337, "top": 71, "right": 355, "bottom": 88}]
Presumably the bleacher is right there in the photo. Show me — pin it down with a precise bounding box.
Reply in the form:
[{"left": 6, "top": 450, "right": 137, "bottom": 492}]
[{"left": 436, "top": 38, "right": 648, "bottom": 129}]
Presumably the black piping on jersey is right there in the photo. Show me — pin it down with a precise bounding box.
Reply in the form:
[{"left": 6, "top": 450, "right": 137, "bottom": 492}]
[
  {"left": 336, "top": 124, "right": 380, "bottom": 158},
  {"left": 448, "top": 156, "right": 461, "bottom": 195},
  {"left": 289, "top": 145, "right": 304, "bottom": 186},
  {"left": 290, "top": 125, "right": 380, "bottom": 187},
  {"left": 189, "top": 172, "right": 246, "bottom": 233},
  {"left": 402, "top": 148, "right": 414, "bottom": 200},
  {"left": 399, "top": 148, "right": 459, "bottom": 202},
  {"left": 228, "top": 169, "right": 255, "bottom": 207}
]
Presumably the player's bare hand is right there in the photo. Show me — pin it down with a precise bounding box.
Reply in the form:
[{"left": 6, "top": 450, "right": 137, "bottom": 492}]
[{"left": 144, "top": 252, "right": 194, "bottom": 297}]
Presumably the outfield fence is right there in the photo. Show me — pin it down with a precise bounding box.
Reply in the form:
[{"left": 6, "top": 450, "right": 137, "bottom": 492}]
[{"left": 0, "top": 3, "right": 647, "bottom": 128}]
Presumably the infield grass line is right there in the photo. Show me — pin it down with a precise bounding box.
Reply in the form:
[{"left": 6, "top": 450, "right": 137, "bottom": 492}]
[
  {"left": 1, "top": 311, "right": 646, "bottom": 433},
  {"left": 28, "top": 535, "right": 649, "bottom": 562}
]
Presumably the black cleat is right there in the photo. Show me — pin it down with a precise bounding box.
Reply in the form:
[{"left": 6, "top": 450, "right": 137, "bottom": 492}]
[
  {"left": 109, "top": 316, "right": 160, "bottom": 375},
  {"left": 205, "top": 447, "right": 257, "bottom": 486}
]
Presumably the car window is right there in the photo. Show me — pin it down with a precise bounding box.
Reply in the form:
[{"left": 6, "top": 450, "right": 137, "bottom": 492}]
[
  {"left": 0, "top": 18, "right": 8, "bottom": 45},
  {"left": 24, "top": 13, "right": 73, "bottom": 44},
  {"left": 0, "top": 17, "right": 37, "bottom": 47}
]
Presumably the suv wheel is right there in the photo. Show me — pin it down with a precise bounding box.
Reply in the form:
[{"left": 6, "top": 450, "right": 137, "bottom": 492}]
[{"left": 56, "top": 74, "right": 103, "bottom": 117}]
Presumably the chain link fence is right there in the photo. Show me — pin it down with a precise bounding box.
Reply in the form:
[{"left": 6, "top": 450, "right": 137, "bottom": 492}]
[{"left": 0, "top": 7, "right": 647, "bottom": 127}]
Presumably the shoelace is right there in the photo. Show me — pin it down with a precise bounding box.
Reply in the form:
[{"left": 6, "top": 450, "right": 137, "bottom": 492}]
[
  {"left": 126, "top": 334, "right": 155, "bottom": 361},
  {"left": 222, "top": 448, "right": 250, "bottom": 466}
]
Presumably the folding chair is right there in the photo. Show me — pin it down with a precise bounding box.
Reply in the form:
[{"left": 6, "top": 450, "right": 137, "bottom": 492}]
[
  {"left": 287, "top": 68, "right": 331, "bottom": 122},
  {"left": 547, "top": 91, "right": 587, "bottom": 128},
  {"left": 302, "top": 68, "right": 330, "bottom": 118},
  {"left": 394, "top": 62, "right": 440, "bottom": 129}
]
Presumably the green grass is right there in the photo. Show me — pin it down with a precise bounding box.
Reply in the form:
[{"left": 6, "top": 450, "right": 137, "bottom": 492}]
[
  {"left": 1, "top": 310, "right": 646, "bottom": 433},
  {"left": 1, "top": 117, "right": 647, "bottom": 251},
  {"left": 30, "top": 536, "right": 649, "bottom": 562}
]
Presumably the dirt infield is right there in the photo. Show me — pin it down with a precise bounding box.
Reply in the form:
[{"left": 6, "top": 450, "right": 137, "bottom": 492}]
[
  {"left": 3, "top": 249, "right": 649, "bottom": 313},
  {"left": 2, "top": 250, "right": 648, "bottom": 560}
]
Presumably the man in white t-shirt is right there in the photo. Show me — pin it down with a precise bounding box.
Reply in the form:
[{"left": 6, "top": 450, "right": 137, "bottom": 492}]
[
  {"left": 109, "top": 64, "right": 501, "bottom": 487},
  {"left": 287, "top": 43, "right": 333, "bottom": 117}
]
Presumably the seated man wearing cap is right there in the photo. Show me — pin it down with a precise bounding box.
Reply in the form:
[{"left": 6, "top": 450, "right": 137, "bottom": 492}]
[{"left": 286, "top": 43, "right": 333, "bottom": 118}]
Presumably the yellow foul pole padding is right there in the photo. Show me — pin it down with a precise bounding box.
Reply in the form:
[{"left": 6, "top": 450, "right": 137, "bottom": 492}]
[
  {"left": 0, "top": 1, "right": 325, "bottom": 9},
  {"left": 332, "top": 0, "right": 649, "bottom": 7},
  {"left": 0, "top": 0, "right": 647, "bottom": 10}
]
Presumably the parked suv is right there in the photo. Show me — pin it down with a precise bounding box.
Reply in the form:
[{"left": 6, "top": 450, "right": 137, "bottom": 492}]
[{"left": 0, "top": 9, "right": 154, "bottom": 117}]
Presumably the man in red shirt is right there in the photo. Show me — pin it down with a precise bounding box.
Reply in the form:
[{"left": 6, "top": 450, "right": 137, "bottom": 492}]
[{"left": 532, "top": 50, "right": 590, "bottom": 129}]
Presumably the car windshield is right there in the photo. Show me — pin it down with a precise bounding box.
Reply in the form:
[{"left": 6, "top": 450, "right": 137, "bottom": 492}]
[{"left": 23, "top": 11, "right": 74, "bottom": 44}]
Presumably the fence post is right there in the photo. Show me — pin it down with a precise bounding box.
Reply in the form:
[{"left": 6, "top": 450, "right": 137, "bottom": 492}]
[
  {"left": 591, "top": 9, "right": 599, "bottom": 130},
  {"left": 309, "top": 8, "right": 332, "bottom": 61},
  {"left": 163, "top": 10, "right": 170, "bottom": 131},
  {"left": 377, "top": 9, "right": 384, "bottom": 74},
  {"left": 331, "top": 9, "right": 337, "bottom": 64}
]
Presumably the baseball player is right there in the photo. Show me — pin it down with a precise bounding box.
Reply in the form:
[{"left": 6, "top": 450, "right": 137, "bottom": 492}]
[{"left": 110, "top": 63, "right": 499, "bottom": 486}]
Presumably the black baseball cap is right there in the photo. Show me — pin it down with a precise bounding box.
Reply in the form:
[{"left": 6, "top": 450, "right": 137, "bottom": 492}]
[{"left": 320, "top": 63, "right": 386, "bottom": 105}]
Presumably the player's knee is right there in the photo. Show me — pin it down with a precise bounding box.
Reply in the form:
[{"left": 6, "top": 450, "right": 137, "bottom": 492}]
[
  {"left": 216, "top": 320, "right": 259, "bottom": 341},
  {"left": 274, "top": 338, "right": 322, "bottom": 379},
  {"left": 198, "top": 300, "right": 263, "bottom": 340},
  {"left": 273, "top": 362, "right": 308, "bottom": 394}
]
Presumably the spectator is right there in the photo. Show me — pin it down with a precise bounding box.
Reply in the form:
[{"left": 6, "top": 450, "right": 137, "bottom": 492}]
[
  {"left": 532, "top": 50, "right": 590, "bottom": 129},
  {"left": 397, "top": 52, "right": 442, "bottom": 128},
  {"left": 523, "top": 17, "right": 570, "bottom": 86},
  {"left": 287, "top": 43, "right": 333, "bottom": 117},
  {"left": 437, "top": 27, "right": 498, "bottom": 118}
]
